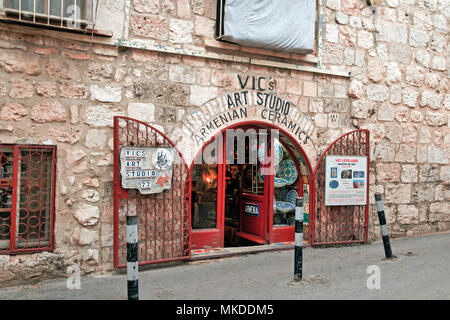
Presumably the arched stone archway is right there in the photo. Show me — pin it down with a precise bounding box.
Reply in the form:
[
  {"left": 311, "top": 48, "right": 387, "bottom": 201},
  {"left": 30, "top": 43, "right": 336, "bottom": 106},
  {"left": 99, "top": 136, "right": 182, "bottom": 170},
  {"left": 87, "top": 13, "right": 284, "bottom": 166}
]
[{"left": 168, "top": 90, "right": 319, "bottom": 168}]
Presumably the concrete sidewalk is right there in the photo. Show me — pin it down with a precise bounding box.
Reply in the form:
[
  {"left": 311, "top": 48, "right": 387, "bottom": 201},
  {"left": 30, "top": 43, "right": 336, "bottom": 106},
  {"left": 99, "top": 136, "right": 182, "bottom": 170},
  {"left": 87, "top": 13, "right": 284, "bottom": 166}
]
[{"left": 0, "top": 232, "right": 449, "bottom": 300}]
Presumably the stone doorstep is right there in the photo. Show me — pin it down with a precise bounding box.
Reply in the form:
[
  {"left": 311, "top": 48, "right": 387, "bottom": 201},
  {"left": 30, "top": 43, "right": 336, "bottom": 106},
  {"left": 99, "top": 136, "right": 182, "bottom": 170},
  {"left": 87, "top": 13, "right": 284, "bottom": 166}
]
[
  {"left": 112, "top": 241, "right": 305, "bottom": 274},
  {"left": 188, "top": 241, "right": 310, "bottom": 261}
]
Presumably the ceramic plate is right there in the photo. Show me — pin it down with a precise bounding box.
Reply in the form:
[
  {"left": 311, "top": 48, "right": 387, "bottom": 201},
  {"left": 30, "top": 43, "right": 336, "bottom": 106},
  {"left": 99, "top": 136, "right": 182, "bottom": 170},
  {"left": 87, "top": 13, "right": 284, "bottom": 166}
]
[
  {"left": 286, "top": 190, "right": 298, "bottom": 206},
  {"left": 277, "top": 159, "right": 297, "bottom": 185},
  {"left": 257, "top": 139, "right": 283, "bottom": 166},
  {"left": 273, "top": 177, "right": 288, "bottom": 188},
  {"left": 274, "top": 201, "right": 295, "bottom": 213}
]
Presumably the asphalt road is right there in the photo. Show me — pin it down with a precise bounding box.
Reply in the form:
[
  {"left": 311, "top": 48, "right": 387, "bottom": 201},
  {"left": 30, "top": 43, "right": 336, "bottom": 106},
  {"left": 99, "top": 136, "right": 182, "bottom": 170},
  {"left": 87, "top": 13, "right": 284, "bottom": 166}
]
[{"left": 0, "top": 232, "right": 449, "bottom": 300}]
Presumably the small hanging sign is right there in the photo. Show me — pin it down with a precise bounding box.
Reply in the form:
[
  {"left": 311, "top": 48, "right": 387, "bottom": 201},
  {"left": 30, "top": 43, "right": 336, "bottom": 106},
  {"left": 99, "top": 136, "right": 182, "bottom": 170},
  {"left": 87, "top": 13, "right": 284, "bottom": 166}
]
[
  {"left": 244, "top": 203, "right": 260, "bottom": 217},
  {"left": 119, "top": 147, "right": 174, "bottom": 194}
]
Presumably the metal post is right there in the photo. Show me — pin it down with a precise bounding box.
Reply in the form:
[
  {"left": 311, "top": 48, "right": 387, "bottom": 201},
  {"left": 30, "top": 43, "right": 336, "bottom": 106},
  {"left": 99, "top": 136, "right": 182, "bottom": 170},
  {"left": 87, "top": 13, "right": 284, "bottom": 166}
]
[
  {"left": 294, "top": 197, "right": 304, "bottom": 281},
  {"left": 374, "top": 193, "right": 395, "bottom": 259},
  {"left": 126, "top": 215, "right": 139, "bottom": 300}
]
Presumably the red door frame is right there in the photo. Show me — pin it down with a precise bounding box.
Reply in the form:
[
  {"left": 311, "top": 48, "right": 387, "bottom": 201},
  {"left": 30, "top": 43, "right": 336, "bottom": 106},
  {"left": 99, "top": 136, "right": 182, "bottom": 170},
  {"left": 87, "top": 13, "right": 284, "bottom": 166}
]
[{"left": 189, "top": 121, "right": 313, "bottom": 249}]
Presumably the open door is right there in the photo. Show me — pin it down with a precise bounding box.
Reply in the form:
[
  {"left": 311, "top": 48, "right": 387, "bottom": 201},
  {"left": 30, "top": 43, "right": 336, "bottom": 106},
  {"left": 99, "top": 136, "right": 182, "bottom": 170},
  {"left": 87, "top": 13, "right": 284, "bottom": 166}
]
[
  {"left": 236, "top": 129, "right": 274, "bottom": 245},
  {"left": 237, "top": 159, "right": 270, "bottom": 244}
]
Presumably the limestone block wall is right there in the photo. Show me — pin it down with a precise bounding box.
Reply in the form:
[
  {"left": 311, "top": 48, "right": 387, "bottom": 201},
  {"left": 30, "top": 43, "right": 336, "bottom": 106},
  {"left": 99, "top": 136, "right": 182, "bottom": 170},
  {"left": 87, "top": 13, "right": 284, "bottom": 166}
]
[
  {"left": 0, "top": 29, "right": 351, "bottom": 284},
  {"left": 319, "top": 0, "right": 449, "bottom": 238},
  {"left": 123, "top": 0, "right": 449, "bottom": 239},
  {"left": 0, "top": 0, "right": 448, "bottom": 283}
]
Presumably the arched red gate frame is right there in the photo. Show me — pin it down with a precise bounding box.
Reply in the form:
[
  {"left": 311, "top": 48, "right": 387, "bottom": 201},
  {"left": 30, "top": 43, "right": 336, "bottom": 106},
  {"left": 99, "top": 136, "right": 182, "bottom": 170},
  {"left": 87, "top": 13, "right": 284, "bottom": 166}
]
[
  {"left": 113, "top": 116, "right": 191, "bottom": 267},
  {"left": 310, "top": 129, "right": 370, "bottom": 246}
]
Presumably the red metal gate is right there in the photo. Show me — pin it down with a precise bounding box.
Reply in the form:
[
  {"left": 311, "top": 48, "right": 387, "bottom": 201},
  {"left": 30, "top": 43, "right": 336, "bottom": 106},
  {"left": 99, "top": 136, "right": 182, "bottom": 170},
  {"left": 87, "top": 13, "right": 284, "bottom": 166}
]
[
  {"left": 310, "top": 130, "right": 370, "bottom": 245},
  {"left": 113, "top": 117, "right": 191, "bottom": 267}
]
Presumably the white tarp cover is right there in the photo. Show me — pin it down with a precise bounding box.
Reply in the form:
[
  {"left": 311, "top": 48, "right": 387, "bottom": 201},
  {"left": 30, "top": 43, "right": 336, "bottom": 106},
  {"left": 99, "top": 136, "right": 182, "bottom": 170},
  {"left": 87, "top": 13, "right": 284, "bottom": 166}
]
[{"left": 223, "top": 0, "right": 316, "bottom": 54}]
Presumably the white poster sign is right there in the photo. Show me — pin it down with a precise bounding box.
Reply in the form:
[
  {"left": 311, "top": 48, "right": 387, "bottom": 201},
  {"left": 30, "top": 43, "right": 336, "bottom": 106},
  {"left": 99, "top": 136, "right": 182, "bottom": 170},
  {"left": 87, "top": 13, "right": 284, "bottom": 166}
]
[
  {"left": 325, "top": 156, "right": 368, "bottom": 206},
  {"left": 120, "top": 147, "right": 174, "bottom": 194}
]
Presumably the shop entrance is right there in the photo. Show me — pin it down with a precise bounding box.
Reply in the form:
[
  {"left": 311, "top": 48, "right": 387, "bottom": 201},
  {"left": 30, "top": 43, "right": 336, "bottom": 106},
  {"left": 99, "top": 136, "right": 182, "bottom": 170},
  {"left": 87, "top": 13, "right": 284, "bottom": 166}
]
[
  {"left": 190, "top": 123, "right": 312, "bottom": 249},
  {"left": 224, "top": 127, "right": 271, "bottom": 246}
]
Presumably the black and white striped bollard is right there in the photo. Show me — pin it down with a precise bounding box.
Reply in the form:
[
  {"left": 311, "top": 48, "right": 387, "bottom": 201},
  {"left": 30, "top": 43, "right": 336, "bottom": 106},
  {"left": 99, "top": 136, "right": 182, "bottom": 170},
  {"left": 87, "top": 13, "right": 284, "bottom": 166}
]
[
  {"left": 374, "top": 193, "right": 395, "bottom": 259},
  {"left": 127, "top": 214, "right": 139, "bottom": 300},
  {"left": 294, "top": 197, "right": 304, "bottom": 281}
]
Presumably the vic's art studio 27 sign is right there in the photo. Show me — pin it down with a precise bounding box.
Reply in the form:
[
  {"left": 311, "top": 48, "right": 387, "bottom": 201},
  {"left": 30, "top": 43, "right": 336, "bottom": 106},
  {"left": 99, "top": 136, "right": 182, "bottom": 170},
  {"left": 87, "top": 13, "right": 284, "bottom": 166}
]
[
  {"left": 119, "top": 147, "right": 174, "bottom": 194},
  {"left": 181, "top": 74, "right": 316, "bottom": 147}
]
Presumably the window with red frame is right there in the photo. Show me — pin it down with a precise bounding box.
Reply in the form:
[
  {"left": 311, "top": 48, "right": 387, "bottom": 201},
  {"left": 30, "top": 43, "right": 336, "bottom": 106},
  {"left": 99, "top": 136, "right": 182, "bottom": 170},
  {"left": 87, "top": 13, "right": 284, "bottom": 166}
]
[{"left": 0, "top": 145, "right": 56, "bottom": 254}]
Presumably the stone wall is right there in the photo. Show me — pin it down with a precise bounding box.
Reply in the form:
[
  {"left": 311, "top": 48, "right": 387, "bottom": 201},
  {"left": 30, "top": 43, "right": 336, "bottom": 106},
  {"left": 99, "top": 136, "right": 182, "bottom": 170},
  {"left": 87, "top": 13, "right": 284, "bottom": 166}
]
[
  {"left": 319, "top": 0, "right": 449, "bottom": 238},
  {"left": 0, "top": 0, "right": 448, "bottom": 284}
]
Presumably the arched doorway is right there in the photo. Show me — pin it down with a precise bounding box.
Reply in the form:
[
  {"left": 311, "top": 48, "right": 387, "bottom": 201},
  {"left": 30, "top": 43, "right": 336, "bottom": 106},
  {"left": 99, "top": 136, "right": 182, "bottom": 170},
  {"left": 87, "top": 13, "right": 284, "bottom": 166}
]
[{"left": 189, "top": 121, "right": 313, "bottom": 249}]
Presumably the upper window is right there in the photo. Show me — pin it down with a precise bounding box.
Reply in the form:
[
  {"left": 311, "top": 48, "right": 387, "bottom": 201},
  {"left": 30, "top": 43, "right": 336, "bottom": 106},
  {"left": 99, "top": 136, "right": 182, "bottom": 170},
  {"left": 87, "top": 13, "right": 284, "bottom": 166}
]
[
  {"left": 1, "top": 0, "right": 95, "bottom": 31},
  {"left": 216, "top": 0, "right": 317, "bottom": 55}
]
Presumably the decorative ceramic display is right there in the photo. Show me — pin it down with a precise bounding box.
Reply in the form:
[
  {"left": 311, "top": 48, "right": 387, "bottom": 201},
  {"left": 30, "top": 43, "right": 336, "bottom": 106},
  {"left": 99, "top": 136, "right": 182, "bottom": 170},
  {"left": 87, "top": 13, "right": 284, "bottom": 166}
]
[
  {"left": 277, "top": 159, "right": 298, "bottom": 185},
  {"left": 273, "top": 177, "right": 288, "bottom": 188},
  {"left": 274, "top": 201, "right": 295, "bottom": 213},
  {"left": 257, "top": 139, "right": 283, "bottom": 166},
  {"left": 152, "top": 148, "right": 174, "bottom": 170},
  {"left": 286, "top": 190, "right": 298, "bottom": 206}
]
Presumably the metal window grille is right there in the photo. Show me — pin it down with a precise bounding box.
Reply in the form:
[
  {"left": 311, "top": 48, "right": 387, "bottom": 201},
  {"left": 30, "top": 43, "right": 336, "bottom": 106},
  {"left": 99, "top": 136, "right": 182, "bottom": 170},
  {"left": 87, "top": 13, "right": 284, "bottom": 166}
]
[
  {"left": 1, "top": 0, "right": 95, "bottom": 31},
  {"left": 0, "top": 145, "right": 56, "bottom": 254}
]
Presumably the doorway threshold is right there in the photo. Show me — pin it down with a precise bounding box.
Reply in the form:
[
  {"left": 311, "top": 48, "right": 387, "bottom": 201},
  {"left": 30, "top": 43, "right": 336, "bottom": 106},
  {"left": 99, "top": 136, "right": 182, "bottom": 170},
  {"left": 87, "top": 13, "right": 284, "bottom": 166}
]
[{"left": 189, "top": 241, "right": 310, "bottom": 261}]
